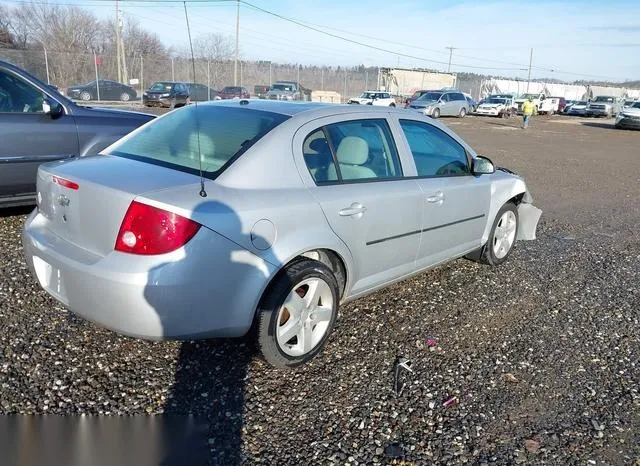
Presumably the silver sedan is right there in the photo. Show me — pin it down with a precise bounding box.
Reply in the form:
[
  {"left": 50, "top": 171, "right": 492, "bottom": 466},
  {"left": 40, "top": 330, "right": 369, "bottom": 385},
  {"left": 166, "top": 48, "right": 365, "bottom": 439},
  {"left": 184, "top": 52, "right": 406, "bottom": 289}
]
[{"left": 22, "top": 100, "right": 542, "bottom": 367}]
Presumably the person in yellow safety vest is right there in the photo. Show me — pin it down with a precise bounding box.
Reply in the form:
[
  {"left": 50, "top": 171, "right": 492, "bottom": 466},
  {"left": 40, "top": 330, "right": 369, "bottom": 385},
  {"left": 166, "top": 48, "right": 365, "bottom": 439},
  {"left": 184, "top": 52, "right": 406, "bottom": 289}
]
[{"left": 521, "top": 98, "right": 536, "bottom": 129}]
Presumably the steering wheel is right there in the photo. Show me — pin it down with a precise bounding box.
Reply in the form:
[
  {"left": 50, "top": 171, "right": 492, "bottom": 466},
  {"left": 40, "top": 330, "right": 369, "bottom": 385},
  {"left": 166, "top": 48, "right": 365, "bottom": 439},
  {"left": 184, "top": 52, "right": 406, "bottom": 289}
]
[{"left": 436, "top": 160, "right": 468, "bottom": 176}]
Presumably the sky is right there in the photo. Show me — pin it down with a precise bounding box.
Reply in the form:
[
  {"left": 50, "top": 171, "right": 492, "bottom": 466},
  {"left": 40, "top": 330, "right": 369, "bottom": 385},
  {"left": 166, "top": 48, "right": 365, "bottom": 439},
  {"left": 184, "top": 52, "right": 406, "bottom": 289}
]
[{"left": 11, "top": 0, "right": 640, "bottom": 82}]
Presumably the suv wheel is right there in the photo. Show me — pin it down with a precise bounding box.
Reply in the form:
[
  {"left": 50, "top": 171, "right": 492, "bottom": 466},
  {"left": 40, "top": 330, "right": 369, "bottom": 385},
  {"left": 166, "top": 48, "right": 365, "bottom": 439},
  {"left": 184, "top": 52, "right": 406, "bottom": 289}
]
[
  {"left": 255, "top": 259, "right": 339, "bottom": 368},
  {"left": 432, "top": 108, "right": 441, "bottom": 118},
  {"left": 458, "top": 107, "right": 467, "bottom": 118}
]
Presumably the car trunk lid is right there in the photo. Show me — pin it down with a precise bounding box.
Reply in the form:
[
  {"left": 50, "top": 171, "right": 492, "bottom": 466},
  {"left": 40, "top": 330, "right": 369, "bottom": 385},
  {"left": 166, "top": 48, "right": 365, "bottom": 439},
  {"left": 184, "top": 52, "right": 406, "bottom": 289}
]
[{"left": 36, "top": 155, "right": 201, "bottom": 257}]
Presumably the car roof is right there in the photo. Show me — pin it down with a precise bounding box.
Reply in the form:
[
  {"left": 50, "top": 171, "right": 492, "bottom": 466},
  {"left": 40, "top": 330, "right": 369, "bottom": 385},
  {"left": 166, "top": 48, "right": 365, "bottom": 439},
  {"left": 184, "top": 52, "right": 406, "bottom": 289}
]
[{"left": 197, "top": 99, "right": 415, "bottom": 117}]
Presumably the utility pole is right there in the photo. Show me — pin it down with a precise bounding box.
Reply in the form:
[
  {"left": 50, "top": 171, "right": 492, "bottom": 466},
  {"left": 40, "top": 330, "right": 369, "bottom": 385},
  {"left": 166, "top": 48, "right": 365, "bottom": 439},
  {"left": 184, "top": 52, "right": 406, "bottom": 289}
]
[
  {"left": 234, "top": 0, "right": 240, "bottom": 86},
  {"left": 115, "top": 0, "right": 121, "bottom": 83},
  {"left": 526, "top": 48, "right": 533, "bottom": 93},
  {"left": 445, "top": 46, "right": 456, "bottom": 73}
]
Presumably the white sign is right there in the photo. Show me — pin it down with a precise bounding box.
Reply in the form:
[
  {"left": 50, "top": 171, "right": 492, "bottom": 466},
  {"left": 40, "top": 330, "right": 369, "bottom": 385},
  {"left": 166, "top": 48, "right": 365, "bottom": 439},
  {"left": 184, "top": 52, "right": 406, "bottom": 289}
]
[{"left": 129, "top": 78, "right": 139, "bottom": 85}]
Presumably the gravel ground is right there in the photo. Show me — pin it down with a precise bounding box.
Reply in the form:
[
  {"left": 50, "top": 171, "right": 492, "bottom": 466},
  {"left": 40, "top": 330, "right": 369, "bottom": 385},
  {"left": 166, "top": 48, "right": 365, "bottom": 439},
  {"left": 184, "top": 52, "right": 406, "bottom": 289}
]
[{"left": 1, "top": 114, "right": 639, "bottom": 465}]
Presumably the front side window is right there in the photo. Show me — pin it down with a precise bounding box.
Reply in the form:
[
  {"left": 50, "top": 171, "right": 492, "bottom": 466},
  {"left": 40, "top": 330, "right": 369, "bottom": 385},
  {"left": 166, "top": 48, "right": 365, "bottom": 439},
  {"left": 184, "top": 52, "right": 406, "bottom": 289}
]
[
  {"left": 0, "top": 69, "right": 46, "bottom": 113},
  {"left": 399, "top": 120, "right": 470, "bottom": 177},
  {"left": 108, "top": 106, "right": 289, "bottom": 178},
  {"left": 302, "top": 119, "right": 402, "bottom": 183}
]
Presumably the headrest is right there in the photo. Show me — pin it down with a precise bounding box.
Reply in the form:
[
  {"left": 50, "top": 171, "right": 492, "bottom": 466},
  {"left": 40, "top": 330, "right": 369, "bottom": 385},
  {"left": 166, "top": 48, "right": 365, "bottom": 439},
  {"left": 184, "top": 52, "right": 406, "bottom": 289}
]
[{"left": 336, "top": 136, "right": 368, "bottom": 165}]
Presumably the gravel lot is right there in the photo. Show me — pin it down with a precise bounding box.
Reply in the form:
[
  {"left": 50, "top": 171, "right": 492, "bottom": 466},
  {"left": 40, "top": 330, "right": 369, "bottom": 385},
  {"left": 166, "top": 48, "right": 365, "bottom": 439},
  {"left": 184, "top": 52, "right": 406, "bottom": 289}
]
[{"left": 1, "top": 112, "right": 639, "bottom": 465}]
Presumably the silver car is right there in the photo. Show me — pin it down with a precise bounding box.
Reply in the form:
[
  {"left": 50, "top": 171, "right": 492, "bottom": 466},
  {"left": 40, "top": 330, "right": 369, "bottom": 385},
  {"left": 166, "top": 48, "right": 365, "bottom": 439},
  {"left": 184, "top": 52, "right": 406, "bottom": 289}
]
[
  {"left": 22, "top": 101, "right": 541, "bottom": 368},
  {"left": 408, "top": 90, "right": 469, "bottom": 118}
]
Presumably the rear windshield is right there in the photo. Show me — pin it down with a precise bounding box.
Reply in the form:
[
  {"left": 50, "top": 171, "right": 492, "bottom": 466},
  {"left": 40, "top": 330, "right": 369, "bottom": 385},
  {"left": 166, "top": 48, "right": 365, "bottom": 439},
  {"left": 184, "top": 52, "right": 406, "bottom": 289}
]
[{"left": 107, "top": 105, "right": 289, "bottom": 179}]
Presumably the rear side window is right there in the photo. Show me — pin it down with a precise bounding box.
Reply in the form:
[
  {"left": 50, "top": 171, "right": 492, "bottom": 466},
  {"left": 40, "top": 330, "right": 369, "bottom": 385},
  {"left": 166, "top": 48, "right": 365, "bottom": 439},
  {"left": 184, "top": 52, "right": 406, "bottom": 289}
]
[
  {"left": 303, "top": 119, "right": 402, "bottom": 183},
  {"left": 399, "top": 120, "right": 470, "bottom": 177},
  {"left": 109, "top": 106, "right": 289, "bottom": 179},
  {"left": 453, "top": 93, "right": 466, "bottom": 101}
]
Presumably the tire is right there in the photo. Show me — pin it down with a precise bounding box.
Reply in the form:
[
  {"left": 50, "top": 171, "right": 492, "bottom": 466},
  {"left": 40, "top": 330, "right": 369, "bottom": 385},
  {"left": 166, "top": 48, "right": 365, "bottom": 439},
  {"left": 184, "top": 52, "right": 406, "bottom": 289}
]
[
  {"left": 458, "top": 107, "right": 466, "bottom": 118},
  {"left": 466, "top": 202, "right": 519, "bottom": 266},
  {"left": 389, "top": 103, "right": 396, "bottom": 107},
  {"left": 255, "top": 259, "right": 339, "bottom": 368},
  {"left": 432, "top": 108, "right": 441, "bottom": 118},
  {"left": 119, "top": 92, "right": 131, "bottom": 102},
  {"left": 169, "top": 99, "right": 176, "bottom": 109},
  {"left": 80, "top": 91, "right": 92, "bottom": 101}
]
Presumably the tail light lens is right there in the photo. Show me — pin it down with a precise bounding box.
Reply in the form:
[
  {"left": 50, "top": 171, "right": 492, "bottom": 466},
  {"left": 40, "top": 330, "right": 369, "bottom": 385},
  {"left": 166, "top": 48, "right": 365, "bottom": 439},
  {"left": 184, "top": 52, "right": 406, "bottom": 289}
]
[{"left": 115, "top": 201, "right": 201, "bottom": 255}]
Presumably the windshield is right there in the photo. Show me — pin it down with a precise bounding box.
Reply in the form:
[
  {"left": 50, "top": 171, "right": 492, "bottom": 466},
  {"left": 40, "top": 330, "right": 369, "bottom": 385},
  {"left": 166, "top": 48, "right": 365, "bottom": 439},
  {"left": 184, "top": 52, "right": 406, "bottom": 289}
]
[
  {"left": 149, "top": 82, "right": 174, "bottom": 92},
  {"left": 272, "top": 84, "right": 294, "bottom": 91},
  {"left": 222, "top": 87, "right": 241, "bottom": 93},
  {"left": 108, "top": 106, "right": 289, "bottom": 179},
  {"left": 416, "top": 92, "right": 442, "bottom": 102},
  {"left": 486, "top": 98, "right": 507, "bottom": 104},
  {"left": 576, "top": 101, "right": 587, "bottom": 105},
  {"left": 360, "top": 92, "right": 378, "bottom": 99},
  {"left": 520, "top": 93, "right": 539, "bottom": 100},
  {"left": 630, "top": 102, "right": 640, "bottom": 109},
  {"left": 593, "top": 96, "right": 614, "bottom": 103}
]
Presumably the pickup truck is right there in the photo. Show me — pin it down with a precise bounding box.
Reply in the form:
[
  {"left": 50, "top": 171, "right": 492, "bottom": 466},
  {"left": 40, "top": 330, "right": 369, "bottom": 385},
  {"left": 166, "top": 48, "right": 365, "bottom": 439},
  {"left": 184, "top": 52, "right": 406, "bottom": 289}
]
[
  {"left": 515, "top": 93, "right": 556, "bottom": 115},
  {"left": 585, "top": 96, "right": 622, "bottom": 117},
  {"left": 0, "top": 59, "right": 154, "bottom": 207},
  {"left": 266, "top": 81, "right": 310, "bottom": 101}
]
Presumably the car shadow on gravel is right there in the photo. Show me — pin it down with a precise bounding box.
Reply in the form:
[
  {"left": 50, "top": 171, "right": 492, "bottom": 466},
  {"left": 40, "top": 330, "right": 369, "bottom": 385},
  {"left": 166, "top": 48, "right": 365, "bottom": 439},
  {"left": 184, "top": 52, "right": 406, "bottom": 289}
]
[
  {"left": 0, "top": 205, "right": 34, "bottom": 218},
  {"left": 143, "top": 200, "right": 270, "bottom": 465},
  {"left": 580, "top": 122, "right": 616, "bottom": 130}
]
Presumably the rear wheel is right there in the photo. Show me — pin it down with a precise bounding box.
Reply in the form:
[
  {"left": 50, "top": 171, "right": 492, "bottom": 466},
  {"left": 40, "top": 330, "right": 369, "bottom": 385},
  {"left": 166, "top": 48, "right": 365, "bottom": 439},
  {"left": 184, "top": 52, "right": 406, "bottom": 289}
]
[
  {"left": 389, "top": 103, "right": 396, "bottom": 107},
  {"left": 255, "top": 259, "right": 339, "bottom": 368}
]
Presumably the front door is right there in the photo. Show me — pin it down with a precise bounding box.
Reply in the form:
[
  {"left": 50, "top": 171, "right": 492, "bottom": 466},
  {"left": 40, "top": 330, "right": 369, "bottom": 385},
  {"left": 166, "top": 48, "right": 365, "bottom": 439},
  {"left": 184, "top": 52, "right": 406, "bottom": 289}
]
[
  {"left": 0, "top": 68, "right": 78, "bottom": 204},
  {"left": 397, "top": 119, "right": 491, "bottom": 268},
  {"left": 295, "top": 116, "right": 423, "bottom": 295}
]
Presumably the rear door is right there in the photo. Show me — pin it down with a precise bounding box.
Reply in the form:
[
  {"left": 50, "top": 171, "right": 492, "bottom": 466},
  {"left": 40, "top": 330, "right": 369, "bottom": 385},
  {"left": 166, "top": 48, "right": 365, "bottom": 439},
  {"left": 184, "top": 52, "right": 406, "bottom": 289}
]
[
  {"left": 294, "top": 114, "right": 423, "bottom": 295},
  {"left": 396, "top": 118, "right": 491, "bottom": 268},
  {"left": 0, "top": 66, "right": 78, "bottom": 204}
]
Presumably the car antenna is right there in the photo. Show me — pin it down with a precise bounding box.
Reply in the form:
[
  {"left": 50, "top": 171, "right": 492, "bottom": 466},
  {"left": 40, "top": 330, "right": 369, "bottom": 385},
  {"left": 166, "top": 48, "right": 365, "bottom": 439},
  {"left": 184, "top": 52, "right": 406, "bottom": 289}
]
[{"left": 183, "top": 1, "right": 207, "bottom": 198}]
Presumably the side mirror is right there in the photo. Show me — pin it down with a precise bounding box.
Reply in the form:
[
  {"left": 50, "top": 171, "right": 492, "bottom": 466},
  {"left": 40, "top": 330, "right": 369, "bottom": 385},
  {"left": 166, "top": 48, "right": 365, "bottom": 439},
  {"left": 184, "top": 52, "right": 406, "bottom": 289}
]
[
  {"left": 42, "top": 98, "right": 63, "bottom": 118},
  {"left": 472, "top": 156, "right": 495, "bottom": 175}
]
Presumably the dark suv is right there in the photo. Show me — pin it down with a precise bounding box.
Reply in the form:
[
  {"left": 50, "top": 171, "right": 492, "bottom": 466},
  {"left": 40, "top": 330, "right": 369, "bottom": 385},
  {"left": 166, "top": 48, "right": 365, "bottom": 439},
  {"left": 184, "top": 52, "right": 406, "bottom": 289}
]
[
  {"left": 0, "top": 60, "right": 154, "bottom": 207},
  {"left": 143, "top": 82, "right": 190, "bottom": 108}
]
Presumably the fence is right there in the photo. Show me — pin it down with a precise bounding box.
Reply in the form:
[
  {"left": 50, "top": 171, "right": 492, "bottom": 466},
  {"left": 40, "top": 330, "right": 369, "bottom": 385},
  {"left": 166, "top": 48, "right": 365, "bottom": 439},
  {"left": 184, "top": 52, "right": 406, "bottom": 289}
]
[{"left": 0, "top": 48, "right": 389, "bottom": 102}]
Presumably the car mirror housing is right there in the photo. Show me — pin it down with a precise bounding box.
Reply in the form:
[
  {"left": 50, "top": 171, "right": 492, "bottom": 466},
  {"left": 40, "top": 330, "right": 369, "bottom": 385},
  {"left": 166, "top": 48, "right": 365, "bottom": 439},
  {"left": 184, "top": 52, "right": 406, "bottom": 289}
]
[
  {"left": 42, "top": 98, "right": 63, "bottom": 118},
  {"left": 473, "top": 156, "right": 495, "bottom": 175}
]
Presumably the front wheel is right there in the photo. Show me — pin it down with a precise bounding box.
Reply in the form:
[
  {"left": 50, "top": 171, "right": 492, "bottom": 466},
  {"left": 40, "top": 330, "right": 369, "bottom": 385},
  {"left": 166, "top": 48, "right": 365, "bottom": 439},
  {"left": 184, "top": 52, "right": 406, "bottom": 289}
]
[
  {"left": 120, "top": 92, "right": 131, "bottom": 102},
  {"left": 481, "top": 202, "right": 518, "bottom": 266},
  {"left": 458, "top": 107, "right": 467, "bottom": 118},
  {"left": 255, "top": 259, "right": 339, "bottom": 368},
  {"left": 80, "top": 91, "right": 92, "bottom": 101},
  {"left": 389, "top": 103, "right": 396, "bottom": 107},
  {"left": 432, "top": 108, "right": 441, "bottom": 118}
]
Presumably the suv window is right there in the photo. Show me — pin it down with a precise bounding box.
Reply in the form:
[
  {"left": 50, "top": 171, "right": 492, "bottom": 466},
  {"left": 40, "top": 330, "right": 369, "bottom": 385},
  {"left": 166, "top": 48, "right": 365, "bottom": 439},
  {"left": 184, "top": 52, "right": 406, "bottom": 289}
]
[
  {"left": 303, "top": 119, "right": 402, "bottom": 183},
  {"left": 109, "top": 106, "right": 289, "bottom": 179},
  {"left": 441, "top": 93, "right": 451, "bottom": 102},
  {"left": 0, "top": 69, "right": 46, "bottom": 113},
  {"left": 399, "top": 120, "right": 470, "bottom": 177},
  {"left": 453, "top": 93, "right": 466, "bottom": 101}
]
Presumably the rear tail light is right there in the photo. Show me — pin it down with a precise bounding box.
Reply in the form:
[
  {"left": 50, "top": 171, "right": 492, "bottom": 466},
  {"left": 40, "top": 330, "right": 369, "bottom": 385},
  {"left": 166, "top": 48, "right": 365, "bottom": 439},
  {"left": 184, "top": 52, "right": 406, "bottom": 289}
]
[
  {"left": 52, "top": 175, "right": 79, "bottom": 190},
  {"left": 115, "top": 201, "right": 201, "bottom": 255}
]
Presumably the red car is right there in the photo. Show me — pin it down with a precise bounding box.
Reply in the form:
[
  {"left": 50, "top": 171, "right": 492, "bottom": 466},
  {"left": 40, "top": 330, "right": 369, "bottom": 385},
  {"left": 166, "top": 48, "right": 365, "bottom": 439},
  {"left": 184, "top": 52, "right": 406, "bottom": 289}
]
[{"left": 218, "top": 86, "right": 250, "bottom": 100}]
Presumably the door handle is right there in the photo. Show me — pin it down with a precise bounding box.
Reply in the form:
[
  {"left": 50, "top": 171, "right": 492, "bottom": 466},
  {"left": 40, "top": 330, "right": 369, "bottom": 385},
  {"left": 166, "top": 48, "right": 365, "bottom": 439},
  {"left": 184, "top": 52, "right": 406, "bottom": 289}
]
[
  {"left": 426, "top": 191, "right": 445, "bottom": 203},
  {"left": 339, "top": 202, "right": 367, "bottom": 217}
]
